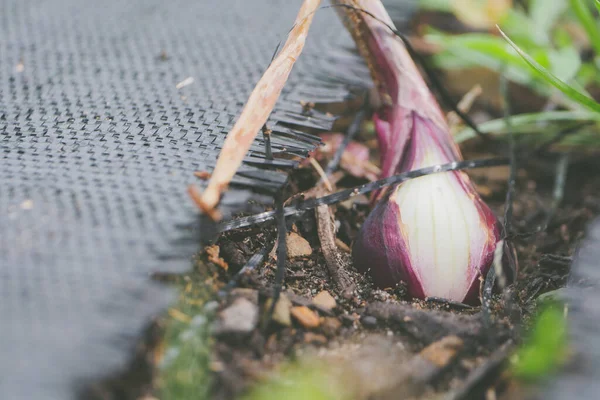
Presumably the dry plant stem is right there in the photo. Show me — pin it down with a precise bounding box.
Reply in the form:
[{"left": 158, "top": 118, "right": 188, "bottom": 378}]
[
  {"left": 283, "top": 171, "right": 344, "bottom": 208},
  {"left": 309, "top": 158, "right": 333, "bottom": 192},
  {"left": 263, "top": 191, "right": 288, "bottom": 331},
  {"left": 304, "top": 173, "right": 354, "bottom": 296},
  {"left": 188, "top": 184, "right": 222, "bottom": 221},
  {"left": 189, "top": 0, "right": 321, "bottom": 219},
  {"left": 315, "top": 196, "right": 356, "bottom": 297},
  {"left": 500, "top": 73, "right": 516, "bottom": 237},
  {"left": 447, "top": 85, "right": 482, "bottom": 131}
]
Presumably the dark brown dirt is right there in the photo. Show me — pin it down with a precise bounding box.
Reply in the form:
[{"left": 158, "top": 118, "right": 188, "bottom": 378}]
[{"left": 201, "top": 141, "right": 600, "bottom": 400}]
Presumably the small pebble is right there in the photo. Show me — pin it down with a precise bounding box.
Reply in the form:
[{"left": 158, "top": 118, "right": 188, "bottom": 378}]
[
  {"left": 321, "top": 317, "right": 342, "bottom": 336},
  {"left": 312, "top": 290, "right": 336, "bottom": 311},
  {"left": 286, "top": 232, "right": 313, "bottom": 258},
  {"left": 291, "top": 306, "right": 320, "bottom": 328},
  {"left": 361, "top": 315, "right": 378, "bottom": 328},
  {"left": 265, "top": 293, "right": 292, "bottom": 327},
  {"left": 231, "top": 288, "right": 259, "bottom": 304},
  {"left": 214, "top": 298, "right": 258, "bottom": 334},
  {"left": 303, "top": 332, "right": 328, "bottom": 345},
  {"left": 340, "top": 313, "right": 358, "bottom": 326}
]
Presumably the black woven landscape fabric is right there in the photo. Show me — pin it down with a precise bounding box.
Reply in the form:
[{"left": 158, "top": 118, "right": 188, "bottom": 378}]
[
  {"left": 0, "top": 1, "right": 370, "bottom": 398},
  {"left": 545, "top": 218, "right": 600, "bottom": 400}
]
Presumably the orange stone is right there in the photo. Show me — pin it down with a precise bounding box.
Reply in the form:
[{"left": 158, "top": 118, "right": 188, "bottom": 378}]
[{"left": 290, "top": 306, "right": 320, "bottom": 329}]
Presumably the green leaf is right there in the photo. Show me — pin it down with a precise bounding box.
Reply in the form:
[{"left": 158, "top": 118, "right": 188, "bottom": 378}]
[
  {"left": 454, "top": 110, "right": 600, "bottom": 143},
  {"left": 578, "top": 62, "right": 599, "bottom": 86},
  {"left": 432, "top": 48, "right": 535, "bottom": 87},
  {"left": 511, "top": 306, "right": 568, "bottom": 380},
  {"left": 499, "top": 8, "right": 542, "bottom": 45},
  {"left": 596, "top": 0, "right": 600, "bottom": 15},
  {"left": 429, "top": 33, "right": 550, "bottom": 69},
  {"left": 499, "top": 27, "right": 600, "bottom": 113},
  {"left": 245, "top": 362, "right": 348, "bottom": 400},
  {"left": 530, "top": 0, "right": 568, "bottom": 45},
  {"left": 426, "top": 32, "right": 549, "bottom": 87},
  {"left": 418, "top": 0, "right": 452, "bottom": 11},
  {"left": 554, "top": 27, "right": 574, "bottom": 48},
  {"left": 548, "top": 46, "right": 582, "bottom": 81},
  {"left": 570, "top": 0, "right": 600, "bottom": 55}
]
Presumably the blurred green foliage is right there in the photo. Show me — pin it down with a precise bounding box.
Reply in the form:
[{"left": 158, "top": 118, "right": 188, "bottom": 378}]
[
  {"left": 511, "top": 304, "right": 568, "bottom": 380},
  {"left": 158, "top": 273, "right": 215, "bottom": 400},
  {"left": 420, "top": 0, "right": 600, "bottom": 145},
  {"left": 243, "top": 362, "right": 349, "bottom": 400}
]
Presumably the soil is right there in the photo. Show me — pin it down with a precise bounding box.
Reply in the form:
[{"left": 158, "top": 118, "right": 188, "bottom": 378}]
[
  {"left": 74, "top": 8, "right": 600, "bottom": 400},
  {"left": 157, "top": 16, "right": 600, "bottom": 397},
  {"left": 198, "top": 141, "right": 600, "bottom": 400}
]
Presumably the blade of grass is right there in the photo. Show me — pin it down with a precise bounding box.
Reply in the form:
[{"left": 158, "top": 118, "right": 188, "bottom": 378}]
[
  {"left": 455, "top": 110, "right": 600, "bottom": 142},
  {"left": 498, "top": 27, "right": 600, "bottom": 113},
  {"left": 596, "top": 0, "right": 600, "bottom": 15},
  {"left": 428, "top": 32, "right": 549, "bottom": 70},
  {"left": 570, "top": 0, "right": 600, "bottom": 56}
]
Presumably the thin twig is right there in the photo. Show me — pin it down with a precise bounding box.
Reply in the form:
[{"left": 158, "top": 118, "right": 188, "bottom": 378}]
[
  {"left": 262, "top": 191, "right": 288, "bottom": 331},
  {"left": 314, "top": 187, "right": 355, "bottom": 297},
  {"left": 218, "top": 246, "right": 270, "bottom": 297},
  {"left": 492, "top": 240, "right": 507, "bottom": 290},
  {"left": 507, "top": 153, "right": 570, "bottom": 239},
  {"left": 541, "top": 153, "right": 570, "bottom": 230},
  {"left": 309, "top": 158, "right": 333, "bottom": 192},
  {"left": 447, "top": 85, "right": 482, "bottom": 131},
  {"left": 189, "top": 0, "right": 322, "bottom": 218},
  {"left": 188, "top": 184, "right": 222, "bottom": 221},
  {"left": 532, "top": 122, "right": 593, "bottom": 155},
  {"left": 481, "top": 73, "right": 518, "bottom": 327},
  {"left": 324, "top": 107, "right": 367, "bottom": 176},
  {"left": 501, "top": 72, "right": 516, "bottom": 237},
  {"left": 481, "top": 267, "right": 496, "bottom": 331}
]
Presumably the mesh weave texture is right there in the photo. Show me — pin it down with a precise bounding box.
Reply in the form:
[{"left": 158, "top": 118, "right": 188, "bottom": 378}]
[
  {"left": 546, "top": 218, "right": 600, "bottom": 400},
  {"left": 0, "top": 1, "right": 369, "bottom": 398}
]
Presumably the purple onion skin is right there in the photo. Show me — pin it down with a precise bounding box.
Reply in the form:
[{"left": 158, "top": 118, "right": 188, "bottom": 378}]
[
  {"left": 352, "top": 113, "right": 503, "bottom": 304},
  {"left": 353, "top": 196, "right": 426, "bottom": 299},
  {"left": 353, "top": 196, "right": 502, "bottom": 304},
  {"left": 333, "top": 0, "right": 511, "bottom": 303}
]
